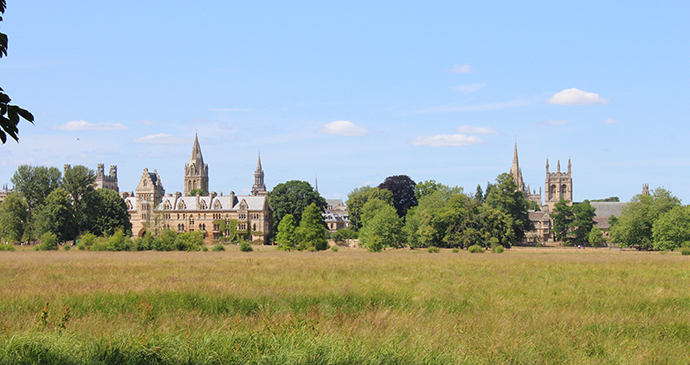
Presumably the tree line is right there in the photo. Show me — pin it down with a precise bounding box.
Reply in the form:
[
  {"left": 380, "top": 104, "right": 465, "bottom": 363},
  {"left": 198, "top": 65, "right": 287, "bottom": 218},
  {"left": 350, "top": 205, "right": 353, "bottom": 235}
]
[{"left": 0, "top": 164, "right": 131, "bottom": 244}]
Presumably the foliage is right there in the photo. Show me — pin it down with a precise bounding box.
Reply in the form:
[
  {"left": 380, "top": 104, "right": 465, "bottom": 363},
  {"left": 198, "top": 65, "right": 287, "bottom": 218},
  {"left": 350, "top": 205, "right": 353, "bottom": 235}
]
[
  {"left": 571, "top": 201, "right": 596, "bottom": 243},
  {"left": 378, "top": 175, "right": 417, "bottom": 218},
  {"left": 187, "top": 188, "right": 207, "bottom": 196},
  {"left": 331, "top": 228, "right": 357, "bottom": 245},
  {"left": 10, "top": 165, "right": 61, "bottom": 214},
  {"left": 468, "top": 244, "right": 484, "bottom": 253},
  {"left": 62, "top": 165, "right": 96, "bottom": 205},
  {"left": 174, "top": 231, "right": 204, "bottom": 251},
  {"left": 415, "top": 179, "right": 443, "bottom": 201},
  {"left": 330, "top": 245, "right": 338, "bottom": 252},
  {"left": 152, "top": 229, "right": 177, "bottom": 251},
  {"left": 451, "top": 248, "right": 459, "bottom": 253},
  {"left": 0, "top": 242, "right": 14, "bottom": 251},
  {"left": 551, "top": 199, "right": 574, "bottom": 243},
  {"left": 652, "top": 206, "right": 690, "bottom": 251},
  {"left": 214, "top": 219, "right": 237, "bottom": 243},
  {"left": 295, "top": 203, "right": 328, "bottom": 251},
  {"left": 107, "top": 230, "right": 130, "bottom": 251},
  {"left": 212, "top": 243, "right": 225, "bottom": 252},
  {"left": 37, "top": 232, "right": 58, "bottom": 251},
  {"left": 0, "top": 1, "right": 34, "bottom": 144},
  {"left": 589, "top": 226, "right": 606, "bottom": 246},
  {"left": 427, "top": 246, "right": 440, "bottom": 253},
  {"left": 269, "top": 180, "right": 326, "bottom": 239},
  {"left": 33, "top": 188, "right": 76, "bottom": 242},
  {"left": 239, "top": 240, "right": 253, "bottom": 252},
  {"left": 132, "top": 232, "right": 153, "bottom": 251},
  {"left": 591, "top": 197, "right": 620, "bottom": 202},
  {"left": 492, "top": 245, "right": 505, "bottom": 254},
  {"left": 474, "top": 184, "right": 484, "bottom": 205},
  {"left": 484, "top": 173, "right": 533, "bottom": 242},
  {"left": 83, "top": 189, "right": 132, "bottom": 237},
  {"left": 552, "top": 200, "right": 597, "bottom": 244},
  {"left": 681, "top": 247, "right": 690, "bottom": 256},
  {"left": 609, "top": 187, "right": 681, "bottom": 249},
  {"left": 275, "top": 214, "right": 298, "bottom": 251},
  {"left": 359, "top": 203, "right": 404, "bottom": 251},
  {"left": 0, "top": 192, "right": 27, "bottom": 242},
  {"left": 346, "top": 187, "right": 393, "bottom": 231},
  {"left": 76, "top": 233, "right": 97, "bottom": 250}
]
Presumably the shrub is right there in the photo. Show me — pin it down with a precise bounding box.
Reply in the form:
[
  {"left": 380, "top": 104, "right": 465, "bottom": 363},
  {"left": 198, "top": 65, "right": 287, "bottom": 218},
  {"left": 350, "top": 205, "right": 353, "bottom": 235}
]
[
  {"left": 63, "top": 244, "right": 71, "bottom": 251},
  {"left": 680, "top": 247, "right": 690, "bottom": 256},
  {"left": 77, "top": 233, "right": 97, "bottom": 251},
  {"left": 0, "top": 243, "right": 15, "bottom": 251},
  {"left": 37, "top": 232, "right": 58, "bottom": 251},
  {"left": 330, "top": 245, "right": 338, "bottom": 252},
  {"left": 239, "top": 241, "right": 253, "bottom": 252},
  {"left": 427, "top": 247, "right": 440, "bottom": 253},
  {"left": 492, "top": 245, "right": 505, "bottom": 254},
  {"left": 107, "top": 230, "right": 130, "bottom": 251},
  {"left": 468, "top": 244, "right": 484, "bottom": 253},
  {"left": 451, "top": 248, "right": 459, "bottom": 253},
  {"left": 201, "top": 246, "right": 208, "bottom": 252},
  {"left": 212, "top": 244, "right": 225, "bottom": 252}
]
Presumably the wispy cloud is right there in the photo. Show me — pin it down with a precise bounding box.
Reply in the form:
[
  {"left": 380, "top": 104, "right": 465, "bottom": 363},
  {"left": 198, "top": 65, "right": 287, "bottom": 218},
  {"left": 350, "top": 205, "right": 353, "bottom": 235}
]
[
  {"left": 133, "top": 133, "right": 187, "bottom": 144},
  {"left": 410, "top": 134, "right": 483, "bottom": 147},
  {"left": 536, "top": 119, "right": 572, "bottom": 126},
  {"left": 318, "top": 120, "right": 370, "bottom": 136},
  {"left": 603, "top": 118, "right": 620, "bottom": 125},
  {"left": 456, "top": 125, "right": 498, "bottom": 134},
  {"left": 453, "top": 83, "right": 486, "bottom": 94},
  {"left": 210, "top": 108, "right": 252, "bottom": 112},
  {"left": 448, "top": 64, "right": 472, "bottom": 74},
  {"left": 547, "top": 88, "right": 609, "bottom": 105},
  {"left": 409, "top": 99, "right": 533, "bottom": 114},
  {"left": 53, "top": 120, "right": 128, "bottom": 131}
]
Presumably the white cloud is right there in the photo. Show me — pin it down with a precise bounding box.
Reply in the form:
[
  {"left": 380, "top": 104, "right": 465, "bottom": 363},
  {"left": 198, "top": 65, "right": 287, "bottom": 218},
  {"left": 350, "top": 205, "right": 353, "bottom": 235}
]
[
  {"left": 453, "top": 83, "right": 486, "bottom": 94},
  {"left": 410, "top": 134, "right": 483, "bottom": 147},
  {"left": 318, "top": 120, "right": 370, "bottom": 136},
  {"left": 53, "top": 120, "right": 128, "bottom": 131},
  {"left": 537, "top": 119, "right": 572, "bottom": 126},
  {"left": 210, "top": 108, "right": 252, "bottom": 112},
  {"left": 133, "top": 133, "right": 187, "bottom": 144},
  {"left": 547, "top": 88, "right": 609, "bottom": 105},
  {"left": 448, "top": 64, "right": 472, "bottom": 74},
  {"left": 456, "top": 125, "right": 498, "bottom": 134},
  {"left": 603, "top": 118, "right": 620, "bottom": 125},
  {"left": 410, "top": 99, "right": 533, "bottom": 114}
]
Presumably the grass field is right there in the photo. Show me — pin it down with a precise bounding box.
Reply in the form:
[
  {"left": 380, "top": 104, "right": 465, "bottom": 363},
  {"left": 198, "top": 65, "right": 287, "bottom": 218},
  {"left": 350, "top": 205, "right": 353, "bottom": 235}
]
[{"left": 1, "top": 246, "right": 689, "bottom": 364}]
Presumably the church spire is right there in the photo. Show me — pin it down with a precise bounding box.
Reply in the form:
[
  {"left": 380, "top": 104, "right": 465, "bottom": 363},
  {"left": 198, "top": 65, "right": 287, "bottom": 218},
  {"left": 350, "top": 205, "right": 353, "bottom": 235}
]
[
  {"left": 251, "top": 152, "right": 268, "bottom": 196},
  {"left": 189, "top": 133, "right": 204, "bottom": 167},
  {"left": 184, "top": 133, "right": 209, "bottom": 196},
  {"left": 510, "top": 139, "right": 526, "bottom": 192}
]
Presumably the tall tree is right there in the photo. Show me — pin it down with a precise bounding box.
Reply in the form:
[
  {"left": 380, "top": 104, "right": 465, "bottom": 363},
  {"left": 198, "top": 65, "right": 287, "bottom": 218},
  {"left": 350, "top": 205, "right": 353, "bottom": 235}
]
[
  {"left": 10, "top": 165, "right": 61, "bottom": 215},
  {"left": 0, "top": 0, "right": 34, "bottom": 143},
  {"left": 0, "top": 192, "right": 27, "bottom": 242},
  {"left": 346, "top": 187, "right": 393, "bottom": 231},
  {"left": 609, "top": 187, "right": 680, "bottom": 249},
  {"left": 652, "top": 206, "right": 690, "bottom": 251},
  {"left": 484, "top": 173, "right": 532, "bottom": 242},
  {"left": 296, "top": 203, "right": 328, "bottom": 251},
  {"left": 33, "top": 188, "right": 76, "bottom": 242},
  {"left": 269, "top": 180, "right": 327, "bottom": 231},
  {"left": 551, "top": 199, "right": 574, "bottom": 243},
  {"left": 62, "top": 165, "right": 96, "bottom": 232},
  {"left": 378, "top": 175, "right": 417, "bottom": 218},
  {"left": 275, "top": 214, "right": 298, "bottom": 251},
  {"left": 83, "top": 189, "right": 132, "bottom": 237},
  {"left": 571, "top": 200, "right": 596, "bottom": 243},
  {"left": 359, "top": 203, "right": 403, "bottom": 251}
]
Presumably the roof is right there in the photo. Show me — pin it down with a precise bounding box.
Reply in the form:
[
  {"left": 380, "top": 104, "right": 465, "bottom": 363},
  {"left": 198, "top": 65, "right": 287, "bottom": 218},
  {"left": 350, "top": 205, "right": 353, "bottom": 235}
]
[
  {"left": 326, "top": 199, "right": 345, "bottom": 207},
  {"left": 529, "top": 211, "right": 551, "bottom": 222},
  {"left": 590, "top": 202, "right": 628, "bottom": 218},
  {"left": 156, "top": 194, "right": 269, "bottom": 212}
]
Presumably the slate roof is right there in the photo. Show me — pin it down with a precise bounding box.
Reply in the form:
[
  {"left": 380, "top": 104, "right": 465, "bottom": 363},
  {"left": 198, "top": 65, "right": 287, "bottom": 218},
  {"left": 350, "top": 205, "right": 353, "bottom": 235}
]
[{"left": 590, "top": 202, "right": 628, "bottom": 218}]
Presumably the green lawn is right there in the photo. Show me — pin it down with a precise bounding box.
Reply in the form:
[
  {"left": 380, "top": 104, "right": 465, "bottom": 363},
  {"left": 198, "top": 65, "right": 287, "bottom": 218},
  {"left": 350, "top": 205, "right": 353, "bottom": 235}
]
[{"left": 0, "top": 247, "right": 688, "bottom": 364}]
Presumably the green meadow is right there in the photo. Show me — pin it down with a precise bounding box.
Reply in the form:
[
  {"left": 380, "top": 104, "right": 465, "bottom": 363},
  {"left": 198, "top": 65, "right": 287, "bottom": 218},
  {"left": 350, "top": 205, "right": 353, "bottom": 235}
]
[{"left": 1, "top": 246, "right": 689, "bottom": 364}]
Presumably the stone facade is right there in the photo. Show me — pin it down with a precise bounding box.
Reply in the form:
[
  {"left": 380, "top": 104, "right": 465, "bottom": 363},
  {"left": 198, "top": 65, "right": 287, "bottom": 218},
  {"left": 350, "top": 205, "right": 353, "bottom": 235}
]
[
  {"left": 544, "top": 158, "right": 573, "bottom": 212},
  {"left": 125, "top": 136, "right": 273, "bottom": 243},
  {"left": 94, "top": 164, "right": 119, "bottom": 192}
]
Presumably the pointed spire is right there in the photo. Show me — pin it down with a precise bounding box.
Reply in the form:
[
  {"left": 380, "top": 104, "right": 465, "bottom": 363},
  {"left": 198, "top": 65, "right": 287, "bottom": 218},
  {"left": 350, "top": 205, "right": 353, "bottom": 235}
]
[
  {"left": 256, "top": 151, "right": 263, "bottom": 172},
  {"left": 546, "top": 158, "right": 549, "bottom": 173},
  {"left": 568, "top": 157, "right": 572, "bottom": 174},
  {"left": 314, "top": 174, "right": 318, "bottom": 193},
  {"left": 557, "top": 160, "right": 561, "bottom": 173},
  {"left": 189, "top": 133, "right": 204, "bottom": 166},
  {"left": 251, "top": 151, "right": 267, "bottom": 196},
  {"left": 510, "top": 139, "right": 520, "bottom": 177}
]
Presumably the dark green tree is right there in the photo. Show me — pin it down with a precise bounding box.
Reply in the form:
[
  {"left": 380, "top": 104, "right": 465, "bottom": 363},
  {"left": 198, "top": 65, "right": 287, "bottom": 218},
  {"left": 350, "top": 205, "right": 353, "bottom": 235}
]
[
  {"left": 188, "top": 188, "right": 207, "bottom": 196},
  {"left": 551, "top": 199, "right": 574, "bottom": 243},
  {"left": 269, "top": 180, "right": 326, "bottom": 232},
  {"left": 62, "top": 165, "right": 96, "bottom": 232},
  {"left": 275, "top": 214, "right": 298, "bottom": 251},
  {"left": 84, "top": 189, "right": 132, "bottom": 237},
  {"left": 33, "top": 188, "right": 76, "bottom": 242},
  {"left": 589, "top": 226, "right": 605, "bottom": 246},
  {"left": 484, "top": 173, "right": 532, "bottom": 242},
  {"left": 651, "top": 205, "right": 690, "bottom": 251},
  {"left": 571, "top": 200, "right": 596, "bottom": 243},
  {"left": 0, "top": 192, "right": 27, "bottom": 242},
  {"left": 10, "top": 165, "right": 61, "bottom": 239},
  {"left": 378, "top": 175, "right": 417, "bottom": 218},
  {"left": 0, "top": 1, "right": 34, "bottom": 144},
  {"left": 359, "top": 203, "right": 403, "bottom": 251},
  {"left": 474, "top": 184, "right": 484, "bottom": 205},
  {"left": 296, "top": 203, "right": 328, "bottom": 251}
]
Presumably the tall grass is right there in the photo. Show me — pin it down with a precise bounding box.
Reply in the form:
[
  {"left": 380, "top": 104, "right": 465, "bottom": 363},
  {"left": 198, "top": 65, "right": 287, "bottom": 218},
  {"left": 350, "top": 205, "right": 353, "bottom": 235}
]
[{"left": 0, "top": 248, "right": 689, "bottom": 363}]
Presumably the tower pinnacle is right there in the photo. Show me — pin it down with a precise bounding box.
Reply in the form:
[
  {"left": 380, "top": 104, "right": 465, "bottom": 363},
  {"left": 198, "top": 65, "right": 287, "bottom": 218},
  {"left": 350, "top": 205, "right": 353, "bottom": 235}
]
[{"left": 251, "top": 152, "right": 268, "bottom": 196}]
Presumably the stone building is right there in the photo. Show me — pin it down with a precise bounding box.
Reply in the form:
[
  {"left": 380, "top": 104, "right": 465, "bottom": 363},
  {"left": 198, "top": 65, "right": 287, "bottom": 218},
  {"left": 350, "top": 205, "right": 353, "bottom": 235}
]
[
  {"left": 125, "top": 136, "right": 272, "bottom": 242},
  {"left": 94, "top": 164, "right": 119, "bottom": 192},
  {"left": 544, "top": 158, "right": 573, "bottom": 212}
]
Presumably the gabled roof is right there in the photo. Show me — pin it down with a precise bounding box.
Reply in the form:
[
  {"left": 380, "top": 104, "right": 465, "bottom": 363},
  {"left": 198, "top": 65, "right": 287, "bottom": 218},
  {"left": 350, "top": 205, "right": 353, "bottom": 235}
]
[
  {"left": 590, "top": 202, "right": 628, "bottom": 218},
  {"left": 155, "top": 194, "right": 270, "bottom": 212}
]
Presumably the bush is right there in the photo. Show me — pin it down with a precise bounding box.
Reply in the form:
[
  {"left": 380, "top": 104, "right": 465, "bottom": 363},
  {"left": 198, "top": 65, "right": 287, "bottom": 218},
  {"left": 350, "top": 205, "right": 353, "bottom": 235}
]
[
  {"left": 63, "top": 244, "right": 71, "bottom": 251},
  {"left": 77, "top": 233, "right": 97, "bottom": 251},
  {"left": 37, "top": 232, "right": 58, "bottom": 251},
  {"left": 451, "top": 248, "right": 459, "bottom": 253},
  {"left": 212, "top": 244, "right": 225, "bottom": 252},
  {"left": 492, "top": 245, "right": 505, "bottom": 254},
  {"left": 107, "top": 230, "right": 130, "bottom": 251},
  {"left": 201, "top": 246, "right": 208, "bottom": 252},
  {"left": 239, "top": 241, "right": 253, "bottom": 252},
  {"left": 330, "top": 245, "right": 338, "bottom": 252},
  {"left": 468, "top": 244, "right": 484, "bottom": 253},
  {"left": 427, "top": 247, "right": 440, "bottom": 253},
  {"left": 680, "top": 247, "right": 690, "bottom": 256},
  {"left": 0, "top": 243, "right": 15, "bottom": 251}
]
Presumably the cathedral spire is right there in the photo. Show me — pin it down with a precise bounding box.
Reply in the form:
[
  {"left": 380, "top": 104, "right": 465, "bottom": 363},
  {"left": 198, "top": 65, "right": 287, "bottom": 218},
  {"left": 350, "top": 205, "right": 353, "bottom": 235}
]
[
  {"left": 510, "top": 140, "right": 525, "bottom": 192},
  {"left": 251, "top": 152, "right": 267, "bottom": 196},
  {"left": 189, "top": 133, "right": 204, "bottom": 166},
  {"left": 184, "top": 133, "right": 209, "bottom": 196}
]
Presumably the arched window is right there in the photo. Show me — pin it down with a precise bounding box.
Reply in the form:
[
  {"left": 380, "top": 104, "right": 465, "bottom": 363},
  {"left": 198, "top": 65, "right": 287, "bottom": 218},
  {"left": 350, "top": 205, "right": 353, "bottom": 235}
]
[
  {"left": 549, "top": 185, "right": 556, "bottom": 200},
  {"left": 560, "top": 184, "right": 567, "bottom": 200}
]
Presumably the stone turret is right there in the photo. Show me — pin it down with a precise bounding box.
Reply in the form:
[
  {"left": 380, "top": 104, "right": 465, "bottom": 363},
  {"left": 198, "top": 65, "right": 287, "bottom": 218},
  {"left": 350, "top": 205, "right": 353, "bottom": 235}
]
[
  {"left": 184, "top": 134, "right": 209, "bottom": 196},
  {"left": 251, "top": 153, "right": 268, "bottom": 196}
]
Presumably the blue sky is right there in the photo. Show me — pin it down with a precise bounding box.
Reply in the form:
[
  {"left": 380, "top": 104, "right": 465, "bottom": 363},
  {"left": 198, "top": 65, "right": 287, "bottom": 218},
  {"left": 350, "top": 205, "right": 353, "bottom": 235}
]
[{"left": 1, "top": 1, "right": 689, "bottom": 202}]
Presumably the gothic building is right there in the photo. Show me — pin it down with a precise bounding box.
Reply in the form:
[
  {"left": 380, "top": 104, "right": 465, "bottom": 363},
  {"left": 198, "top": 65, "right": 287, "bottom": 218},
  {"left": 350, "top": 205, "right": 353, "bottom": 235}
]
[
  {"left": 125, "top": 136, "right": 272, "bottom": 242},
  {"left": 94, "top": 164, "right": 119, "bottom": 192},
  {"left": 544, "top": 158, "right": 573, "bottom": 212},
  {"left": 510, "top": 141, "right": 542, "bottom": 207}
]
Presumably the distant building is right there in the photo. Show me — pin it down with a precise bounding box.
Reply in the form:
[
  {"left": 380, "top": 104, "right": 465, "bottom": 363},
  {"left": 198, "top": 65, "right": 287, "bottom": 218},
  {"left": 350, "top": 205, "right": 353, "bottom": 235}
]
[
  {"left": 323, "top": 198, "right": 349, "bottom": 232},
  {"left": 125, "top": 135, "right": 273, "bottom": 242},
  {"left": 94, "top": 164, "right": 119, "bottom": 192},
  {"left": 0, "top": 184, "right": 12, "bottom": 204}
]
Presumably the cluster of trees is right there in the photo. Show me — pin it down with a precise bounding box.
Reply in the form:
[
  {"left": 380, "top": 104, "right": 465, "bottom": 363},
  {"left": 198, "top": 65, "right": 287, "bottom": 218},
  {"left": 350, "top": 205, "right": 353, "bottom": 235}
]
[
  {"left": 269, "top": 181, "right": 329, "bottom": 251},
  {"left": 551, "top": 200, "right": 598, "bottom": 245},
  {"left": 609, "top": 187, "right": 686, "bottom": 251},
  {"left": 346, "top": 173, "right": 534, "bottom": 252},
  {"left": 0, "top": 165, "right": 131, "bottom": 243}
]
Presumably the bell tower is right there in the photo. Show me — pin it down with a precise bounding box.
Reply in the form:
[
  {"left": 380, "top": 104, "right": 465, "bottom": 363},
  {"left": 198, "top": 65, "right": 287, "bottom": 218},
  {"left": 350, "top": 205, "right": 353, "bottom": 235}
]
[
  {"left": 544, "top": 157, "right": 573, "bottom": 212},
  {"left": 184, "top": 134, "right": 209, "bottom": 196}
]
